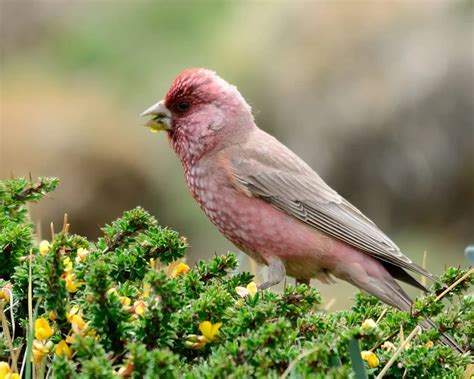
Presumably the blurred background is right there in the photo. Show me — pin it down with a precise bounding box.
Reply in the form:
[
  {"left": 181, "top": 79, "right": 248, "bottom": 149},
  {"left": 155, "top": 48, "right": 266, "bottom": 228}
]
[{"left": 1, "top": 1, "right": 472, "bottom": 308}]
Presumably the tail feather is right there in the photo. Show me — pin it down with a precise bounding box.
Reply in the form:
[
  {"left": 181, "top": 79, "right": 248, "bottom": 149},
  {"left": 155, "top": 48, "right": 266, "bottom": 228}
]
[
  {"left": 420, "top": 318, "right": 465, "bottom": 354},
  {"left": 381, "top": 277, "right": 466, "bottom": 354},
  {"left": 337, "top": 253, "right": 467, "bottom": 354},
  {"left": 381, "top": 261, "right": 429, "bottom": 292}
]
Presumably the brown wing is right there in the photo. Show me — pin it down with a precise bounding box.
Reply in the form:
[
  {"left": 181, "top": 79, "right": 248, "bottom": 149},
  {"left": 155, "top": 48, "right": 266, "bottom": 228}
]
[{"left": 226, "top": 128, "right": 438, "bottom": 282}]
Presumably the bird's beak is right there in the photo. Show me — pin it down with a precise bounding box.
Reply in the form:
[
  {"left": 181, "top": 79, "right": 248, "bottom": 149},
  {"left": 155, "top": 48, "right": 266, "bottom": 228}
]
[{"left": 140, "top": 100, "right": 172, "bottom": 132}]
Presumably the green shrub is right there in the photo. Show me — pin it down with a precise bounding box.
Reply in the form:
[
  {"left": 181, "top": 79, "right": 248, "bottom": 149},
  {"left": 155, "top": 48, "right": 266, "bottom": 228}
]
[{"left": 0, "top": 177, "right": 472, "bottom": 378}]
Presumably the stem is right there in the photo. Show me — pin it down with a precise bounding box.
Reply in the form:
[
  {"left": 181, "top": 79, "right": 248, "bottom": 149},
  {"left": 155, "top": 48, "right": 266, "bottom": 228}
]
[
  {"left": 376, "top": 326, "right": 422, "bottom": 379},
  {"left": 0, "top": 301, "right": 16, "bottom": 370},
  {"left": 435, "top": 268, "right": 473, "bottom": 303},
  {"left": 280, "top": 346, "right": 320, "bottom": 379}
]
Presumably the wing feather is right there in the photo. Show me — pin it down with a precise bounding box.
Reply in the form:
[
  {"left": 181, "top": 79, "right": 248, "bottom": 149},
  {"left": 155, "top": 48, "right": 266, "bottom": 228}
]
[{"left": 227, "top": 129, "right": 437, "bottom": 282}]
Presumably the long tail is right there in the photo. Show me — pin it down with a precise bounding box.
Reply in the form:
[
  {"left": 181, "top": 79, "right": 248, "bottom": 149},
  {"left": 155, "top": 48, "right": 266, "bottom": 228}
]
[
  {"left": 334, "top": 248, "right": 467, "bottom": 354},
  {"left": 420, "top": 317, "right": 463, "bottom": 353},
  {"left": 375, "top": 275, "right": 466, "bottom": 354}
]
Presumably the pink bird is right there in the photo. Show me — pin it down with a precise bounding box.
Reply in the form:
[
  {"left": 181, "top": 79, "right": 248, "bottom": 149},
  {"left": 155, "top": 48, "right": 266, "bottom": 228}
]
[{"left": 141, "top": 68, "right": 460, "bottom": 350}]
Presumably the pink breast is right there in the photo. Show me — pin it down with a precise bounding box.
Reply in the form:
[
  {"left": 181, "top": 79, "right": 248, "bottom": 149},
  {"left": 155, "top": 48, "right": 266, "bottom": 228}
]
[{"left": 185, "top": 162, "right": 337, "bottom": 278}]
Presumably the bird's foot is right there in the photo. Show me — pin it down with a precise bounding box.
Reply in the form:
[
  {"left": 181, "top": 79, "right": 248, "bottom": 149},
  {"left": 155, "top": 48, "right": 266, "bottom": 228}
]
[
  {"left": 258, "top": 281, "right": 276, "bottom": 291},
  {"left": 258, "top": 257, "right": 286, "bottom": 291}
]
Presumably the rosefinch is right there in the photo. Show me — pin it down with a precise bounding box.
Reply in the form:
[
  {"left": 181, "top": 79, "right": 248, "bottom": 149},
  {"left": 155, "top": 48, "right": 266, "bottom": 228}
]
[{"left": 141, "top": 68, "right": 461, "bottom": 351}]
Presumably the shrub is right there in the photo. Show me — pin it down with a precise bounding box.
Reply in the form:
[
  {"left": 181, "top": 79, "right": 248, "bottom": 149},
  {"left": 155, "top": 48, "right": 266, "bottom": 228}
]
[{"left": 0, "top": 177, "right": 472, "bottom": 378}]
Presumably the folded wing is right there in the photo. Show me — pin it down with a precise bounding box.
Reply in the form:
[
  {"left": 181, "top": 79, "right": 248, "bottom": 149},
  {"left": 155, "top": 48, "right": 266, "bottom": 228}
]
[{"left": 226, "top": 129, "right": 437, "bottom": 284}]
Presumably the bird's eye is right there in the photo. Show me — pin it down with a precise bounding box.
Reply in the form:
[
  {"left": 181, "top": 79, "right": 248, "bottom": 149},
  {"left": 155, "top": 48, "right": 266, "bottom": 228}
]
[{"left": 175, "top": 100, "right": 191, "bottom": 113}]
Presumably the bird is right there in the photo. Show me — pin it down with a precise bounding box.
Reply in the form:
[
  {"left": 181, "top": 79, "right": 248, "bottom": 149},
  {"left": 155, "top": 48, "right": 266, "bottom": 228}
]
[{"left": 140, "top": 68, "right": 462, "bottom": 351}]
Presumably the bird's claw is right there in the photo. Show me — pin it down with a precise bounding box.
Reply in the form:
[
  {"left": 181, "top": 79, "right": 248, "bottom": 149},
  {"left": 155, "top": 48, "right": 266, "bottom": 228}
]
[{"left": 258, "top": 281, "right": 273, "bottom": 291}]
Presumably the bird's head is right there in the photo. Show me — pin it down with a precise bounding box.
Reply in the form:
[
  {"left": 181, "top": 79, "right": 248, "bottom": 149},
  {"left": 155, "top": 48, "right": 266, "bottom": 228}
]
[{"left": 141, "top": 68, "right": 254, "bottom": 164}]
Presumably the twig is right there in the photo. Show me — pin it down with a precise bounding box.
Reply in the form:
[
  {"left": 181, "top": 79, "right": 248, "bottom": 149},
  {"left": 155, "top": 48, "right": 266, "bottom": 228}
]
[
  {"left": 376, "top": 325, "right": 422, "bottom": 379},
  {"left": 50, "top": 222, "right": 55, "bottom": 242},
  {"left": 370, "top": 329, "right": 398, "bottom": 352},
  {"left": 12, "top": 180, "right": 45, "bottom": 202},
  {"left": 421, "top": 251, "right": 427, "bottom": 289},
  {"left": 249, "top": 256, "right": 258, "bottom": 281},
  {"left": 12, "top": 346, "right": 22, "bottom": 374},
  {"left": 102, "top": 227, "right": 146, "bottom": 254},
  {"left": 435, "top": 268, "right": 473, "bottom": 302},
  {"left": 371, "top": 268, "right": 472, "bottom": 375},
  {"left": 324, "top": 298, "right": 336, "bottom": 312},
  {"left": 463, "top": 364, "right": 473, "bottom": 379},
  {"left": 367, "top": 308, "right": 391, "bottom": 352},
  {"left": 8, "top": 289, "right": 18, "bottom": 372},
  {"left": 62, "top": 213, "right": 69, "bottom": 234},
  {"left": 25, "top": 249, "right": 34, "bottom": 379},
  {"left": 6, "top": 287, "right": 16, "bottom": 342},
  {"left": 280, "top": 346, "right": 320, "bottom": 379},
  {"left": 0, "top": 301, "right": 16, "bottom": 370},
  {"left": 399, "top": 325, "right": 405, "bottom": 347},
  {"left": 376, "top": 308, "right": 388, "bottom": 324}
]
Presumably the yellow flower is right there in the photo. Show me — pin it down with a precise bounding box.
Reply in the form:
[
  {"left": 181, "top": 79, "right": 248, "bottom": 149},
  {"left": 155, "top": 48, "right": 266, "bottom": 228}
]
[
  {"left": 67, "top": 306, "right": 80, "bottom": 322},
  {"left": 0, "top": 287, "right": 10, "bottom": 303},
  {"left": 32, "top": 340, "right": 49, "bottom": 363},
  {"left": 0, "top": 362, "right": 10, "bottom": 379},
  {"left": 48, "top": 310, "right": 57, "bottom": 321},
  {"left": 185, "top": 321, "right": 223, "bottom": 349},
  {"left": 361, "top": 350, "right": 379, "bottom": 368},
  {"left": 0, "top": 362, "right": 20, "bottom": 379},
  {"left": 34, "top": 318, "right": 53, "bottom": 340},
  {"left": 75, "top": 248, "right": 89, "bottom": 263},
  {"left": 148, "top": 258, "right": 155, "bottom": 269},
  {"left": 133, "top": 301, "right": 147, "bottom": 316},
  {"left": 246, "top": 282, "right": 257, "bottom": 297},
  {"left": 39, "top": 240, "right": 50, "bottom": 255},
  {"left": 142, "top": 283, "right": 151, "bottom": 299},
  {"left": 65, "top": 273, "right": 81, "bottom": 293},
  {"left": 236, "top": 281, "right": 258, "bottom": 299},
  {"left": 70, "top": 314, "right": 86, "bottom": 335},
  {"left": 63, "top": 257, "right": 73, "bottom": 274},
  {"left": 184, "top": 335, "right": 209, "bottom": 350},
  {"left": 170, "top": 263, "right": 190, "bottom": 278},
  {"left": 120, "top": 296, "right": 131, "bottom": 307},
  {"left": 55, "top": 340, "right": 72, "bottom": 359},
  {"left": 65, "top": 335, "right": 76, "bottom": 345},
  {"left": 199, "top": 321, "right": 222, "bottom": 343},
  {"left": 425, "top": 340, "right": 434, "bottom": 349},
  {"left": 361, "top": 318, "right": 377, "bottom": 331}
]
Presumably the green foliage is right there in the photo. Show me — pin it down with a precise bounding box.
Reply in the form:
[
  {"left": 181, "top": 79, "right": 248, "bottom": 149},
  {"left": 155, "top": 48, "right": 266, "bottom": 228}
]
[
  {"left": 0, "top": 177, "right": 59, "bottom": 279},
  {"left": 0, "top": 177, "right": 472, "bottom": 378}
]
